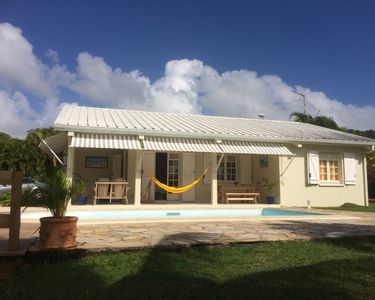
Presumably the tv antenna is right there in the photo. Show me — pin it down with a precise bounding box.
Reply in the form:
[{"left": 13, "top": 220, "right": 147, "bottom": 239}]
[{"left": 292, "top": 90, "right": 307, "bottom": 115}]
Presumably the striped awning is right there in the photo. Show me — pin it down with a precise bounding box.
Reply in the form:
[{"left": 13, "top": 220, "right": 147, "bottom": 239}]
[
  {"left": 70, "top": 133, "right": 142, "bottom": 150},
  {"left": 143, "top": 137, "right": 222, "bottom": 153},
  {"left": 69, "top": 133, "right": 294, "bottom": 155},
  {"left": 219, "top": 141, "right": 294, "bottom": 156}
]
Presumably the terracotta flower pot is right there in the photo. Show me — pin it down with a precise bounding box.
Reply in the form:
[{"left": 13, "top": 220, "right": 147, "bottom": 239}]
[{"left": 39, "top": 216, "right": 78, "bottom": 250}]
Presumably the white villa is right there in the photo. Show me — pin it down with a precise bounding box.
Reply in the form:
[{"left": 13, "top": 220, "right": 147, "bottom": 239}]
[{"left": 42, "top": 105, "right": 375, "bottom": 208}]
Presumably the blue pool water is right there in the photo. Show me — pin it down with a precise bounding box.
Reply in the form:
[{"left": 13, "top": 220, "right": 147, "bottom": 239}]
[{"left": 22, "top": 208, "right": 319, "bottom": 220}]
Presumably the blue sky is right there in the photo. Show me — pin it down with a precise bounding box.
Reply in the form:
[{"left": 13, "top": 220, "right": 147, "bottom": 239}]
[{"left": 0, "top": 0, "right": 374, "bottom": 136}]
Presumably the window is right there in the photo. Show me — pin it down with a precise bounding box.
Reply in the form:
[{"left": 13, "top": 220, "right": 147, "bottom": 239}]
[
  {"left": 308, "top": 151, "right": 356, "bottom": 185},
  {"left": 217, "top": 155, "right": 237, "bottom": 181},
  {"left": 167, "top": 153, "right": 179, "bottom": 187},
  {"left": 319, "top": 153, "right": 340, "bottom": 182}
]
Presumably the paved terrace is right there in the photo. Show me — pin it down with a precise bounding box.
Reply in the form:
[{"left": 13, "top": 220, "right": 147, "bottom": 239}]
[{"left": 0, "top": 208, "right": 370, "bottom": 253}]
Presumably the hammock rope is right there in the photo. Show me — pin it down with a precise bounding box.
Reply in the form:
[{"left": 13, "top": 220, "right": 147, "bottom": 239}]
[{"left": 151, "top": 168, "right": 208, "bottom": 194}]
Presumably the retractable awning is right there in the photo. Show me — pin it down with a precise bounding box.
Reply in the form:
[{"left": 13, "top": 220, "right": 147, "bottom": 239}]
[
  {"left": 67, "top": 132, "right": 294, "bottom": 155},
  {"left": 143, "top": 137, "right": 222, "bottom": 153},
  {"left": 219, "top": 140, "right": 294, "bottom": 156},
  {"left": 70, "top": 133, "right": 142, "bottom": 149},
  {"left": 38, "top": 132, "right": 68, "bottom": 165}
]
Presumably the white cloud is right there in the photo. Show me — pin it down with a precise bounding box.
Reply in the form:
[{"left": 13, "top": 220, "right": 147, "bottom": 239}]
[
  {"left": 45, "top": 48, "right": 60, "bottom": 64},
  {"left": 0, "top": 23, "right": 55, "bottom": 98},
  {"left": 0, "top": 90, "right": 75, "bottom": 138},
  {"left": 0, "top": 22, "right": 374, "bottom": 135},
  {"left": 70, "top": 52, "right": 150, "bottom": 107}
]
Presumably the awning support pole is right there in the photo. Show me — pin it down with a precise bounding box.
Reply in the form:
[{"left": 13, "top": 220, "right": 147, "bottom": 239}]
[
  {"left": 66, "top": 133, "right": 75, "bottom": 208},
  {"left": 40, "top": 139, "right": 64, "bottom": 165},
  {"left": 217, "top": 153, "right": 224, "bottom": 168}
]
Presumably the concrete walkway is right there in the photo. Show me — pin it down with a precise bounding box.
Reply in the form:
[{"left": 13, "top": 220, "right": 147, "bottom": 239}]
[{"left": 27, "top": 209, "right": 375, "bottom": 252}]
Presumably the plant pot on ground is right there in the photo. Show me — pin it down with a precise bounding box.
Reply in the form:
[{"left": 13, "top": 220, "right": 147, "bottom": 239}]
[
  {"left": 259, "top": 178, "right": 279, "bottom": 205},
  {"left": 33, "top": 167, "right": 84, "bottom": 250}
]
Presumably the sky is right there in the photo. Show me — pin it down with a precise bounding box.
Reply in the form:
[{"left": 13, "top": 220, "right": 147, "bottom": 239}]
[{"left": 0, "top": 0, "right": 374, "bottom": 137}]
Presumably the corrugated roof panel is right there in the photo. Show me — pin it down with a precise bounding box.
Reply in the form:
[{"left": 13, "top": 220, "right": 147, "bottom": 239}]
[
  {"left": 70, "top": 133, "right": 142, "bottom": 149},
  {"left": 220, "top": 141, "right": 294, "bottom": 156},
  {"left": 144, "top": 137, "right": 222, "bottom": 153},
  {"left": 54, "top": 106, "right": 375, "bottom": 146}
]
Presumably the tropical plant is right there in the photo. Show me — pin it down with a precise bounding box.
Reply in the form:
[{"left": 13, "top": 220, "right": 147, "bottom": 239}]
[
  {"left": 0, "top": 128, "right": 57, "bottom": 176},
  {"left": 34, "top": 167, "right": 85, "bottom": 217},
  {"left": 0, "top": 188, "right": 44, "bottom": 208}
]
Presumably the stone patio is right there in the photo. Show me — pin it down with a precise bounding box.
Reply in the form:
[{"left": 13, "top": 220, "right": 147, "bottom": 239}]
[
  {"left": 27, "top": 209, "right": 375, "bottom": 252},
  {"left": 2, "top": 208, "right": 375, "bottom": 255}
]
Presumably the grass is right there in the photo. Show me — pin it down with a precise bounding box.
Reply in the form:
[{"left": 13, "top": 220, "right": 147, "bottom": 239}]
[
  {"left": 318, "top": 202, "right": 375, "bottom": 213},
  {"left": 1, "top": 236, "right": 375, "bottom": 299}
]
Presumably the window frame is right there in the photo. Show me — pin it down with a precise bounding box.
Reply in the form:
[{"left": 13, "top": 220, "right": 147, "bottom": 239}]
[
  {"left": 217, "top": 155, "right": 238, "bottom": 182},
  {"left": 167, "top": 153, "right": 180, "bottom": 187},
  {"left": 318, "top": 152, "right": 342, "bottom": 184}
]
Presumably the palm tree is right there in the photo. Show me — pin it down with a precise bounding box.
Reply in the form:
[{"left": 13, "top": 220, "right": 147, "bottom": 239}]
[{"left": 289, "top": 112, "right": 339, "bottom": 130}]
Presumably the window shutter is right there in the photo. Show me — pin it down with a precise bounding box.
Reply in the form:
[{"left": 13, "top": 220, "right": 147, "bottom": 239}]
[
  {"left": 307, "top": 151, "right": 319, "bottom": 184},
  {"left": 344, "top": 153, "right": 356, "bottom": 185}
]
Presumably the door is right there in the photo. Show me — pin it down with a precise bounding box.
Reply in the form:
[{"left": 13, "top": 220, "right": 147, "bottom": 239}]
[
  {"left": 155, "top": 152, "right": 167, "bottom": 200},
  {"left": 167, "top": 153, "right": 180, "bottom": 201}
]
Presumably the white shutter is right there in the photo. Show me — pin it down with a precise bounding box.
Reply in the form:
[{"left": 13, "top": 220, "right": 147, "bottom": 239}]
[
  {"left": 307, "top": 151, "right": 319, "bottom": 184},
  {"left": 344, "top": 153, "right": 356, "bottom": 185},
  {"left": 240, "top": 155, "right": 252, "bottom": 184}
]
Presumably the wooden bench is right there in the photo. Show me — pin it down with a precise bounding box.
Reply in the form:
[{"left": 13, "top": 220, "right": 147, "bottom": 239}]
[
  {"left": 219, "top": 185, "right": 260, "bottom": 204},
  {"left": 225, "top": 192, "right": 260, "bottom": 204}
]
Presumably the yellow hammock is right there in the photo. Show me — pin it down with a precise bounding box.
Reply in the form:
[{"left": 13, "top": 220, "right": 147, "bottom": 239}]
[{"left": 151, "top": 168, "right": 208, "bottom": 194}]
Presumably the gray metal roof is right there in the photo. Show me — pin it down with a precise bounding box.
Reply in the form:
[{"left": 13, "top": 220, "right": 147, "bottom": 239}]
[{"left": 54, "top": 105, "right": 375, "bottom": 146}]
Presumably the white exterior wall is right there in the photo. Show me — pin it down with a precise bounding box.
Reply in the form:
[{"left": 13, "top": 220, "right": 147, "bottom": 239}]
[
  {"left": 251, "top": 155, "right": 280, "bottom": 203},
  {"left": 279, "top": 145, "right": 366, "bottom": 207}
]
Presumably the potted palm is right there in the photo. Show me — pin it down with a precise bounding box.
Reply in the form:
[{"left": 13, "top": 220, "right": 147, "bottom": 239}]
[
  {"left": 259, "top": 178, "right": 279, "bottom": 204},
  {"left": 34, "top": 166, "right": 84, "bottom": 250}
]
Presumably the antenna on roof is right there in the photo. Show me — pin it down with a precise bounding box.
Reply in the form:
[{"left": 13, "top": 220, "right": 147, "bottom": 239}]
[
  {"left": 292, "top": 90, "right": 313, "bottom": 117},
  {"left": 258, "top": 113, "right": 265, "bottom": 119}
]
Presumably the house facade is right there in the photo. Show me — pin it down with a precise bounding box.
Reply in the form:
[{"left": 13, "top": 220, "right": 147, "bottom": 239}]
[{"left": 43, "top": 105, "right": 375, "bottom": 208}]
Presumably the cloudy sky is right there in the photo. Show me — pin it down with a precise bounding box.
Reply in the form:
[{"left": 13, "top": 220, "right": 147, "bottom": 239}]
[{"left": 0, "top": 0, "right": 374, "bottom": 137}]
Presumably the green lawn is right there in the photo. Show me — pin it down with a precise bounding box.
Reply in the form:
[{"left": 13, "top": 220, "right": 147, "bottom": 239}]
[
  {"left": 1, "top": 236, "right": 375, "bottom": 300},
  {"left": 318, "top": 202, "right": 375, "bottom": 213}
]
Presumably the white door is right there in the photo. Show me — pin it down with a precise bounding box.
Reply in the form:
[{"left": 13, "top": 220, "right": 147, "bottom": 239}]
[{"left": 167, "top": 153, "right": 180, "bottom": 201}]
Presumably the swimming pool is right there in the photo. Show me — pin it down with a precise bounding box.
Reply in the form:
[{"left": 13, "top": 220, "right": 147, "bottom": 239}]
[{"left": 21, "top": 208, "right": 319, "bottom": 220}]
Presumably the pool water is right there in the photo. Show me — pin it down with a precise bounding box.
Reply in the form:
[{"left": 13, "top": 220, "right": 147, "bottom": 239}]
[{"left": 22, "top": 208, "right": 319, "bottom": 220}]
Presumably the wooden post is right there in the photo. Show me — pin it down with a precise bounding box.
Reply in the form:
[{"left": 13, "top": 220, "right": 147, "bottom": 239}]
[{"left": 0, "top": 171, "right": 23, "bottom": 252}]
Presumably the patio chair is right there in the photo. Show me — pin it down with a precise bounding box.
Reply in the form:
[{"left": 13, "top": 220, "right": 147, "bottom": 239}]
[
  {"left": 94, "top": 178, "right": 110, "bottom": 205},
  {"left": 112, "top": 177, "right": 129, "bottom": 204}
]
